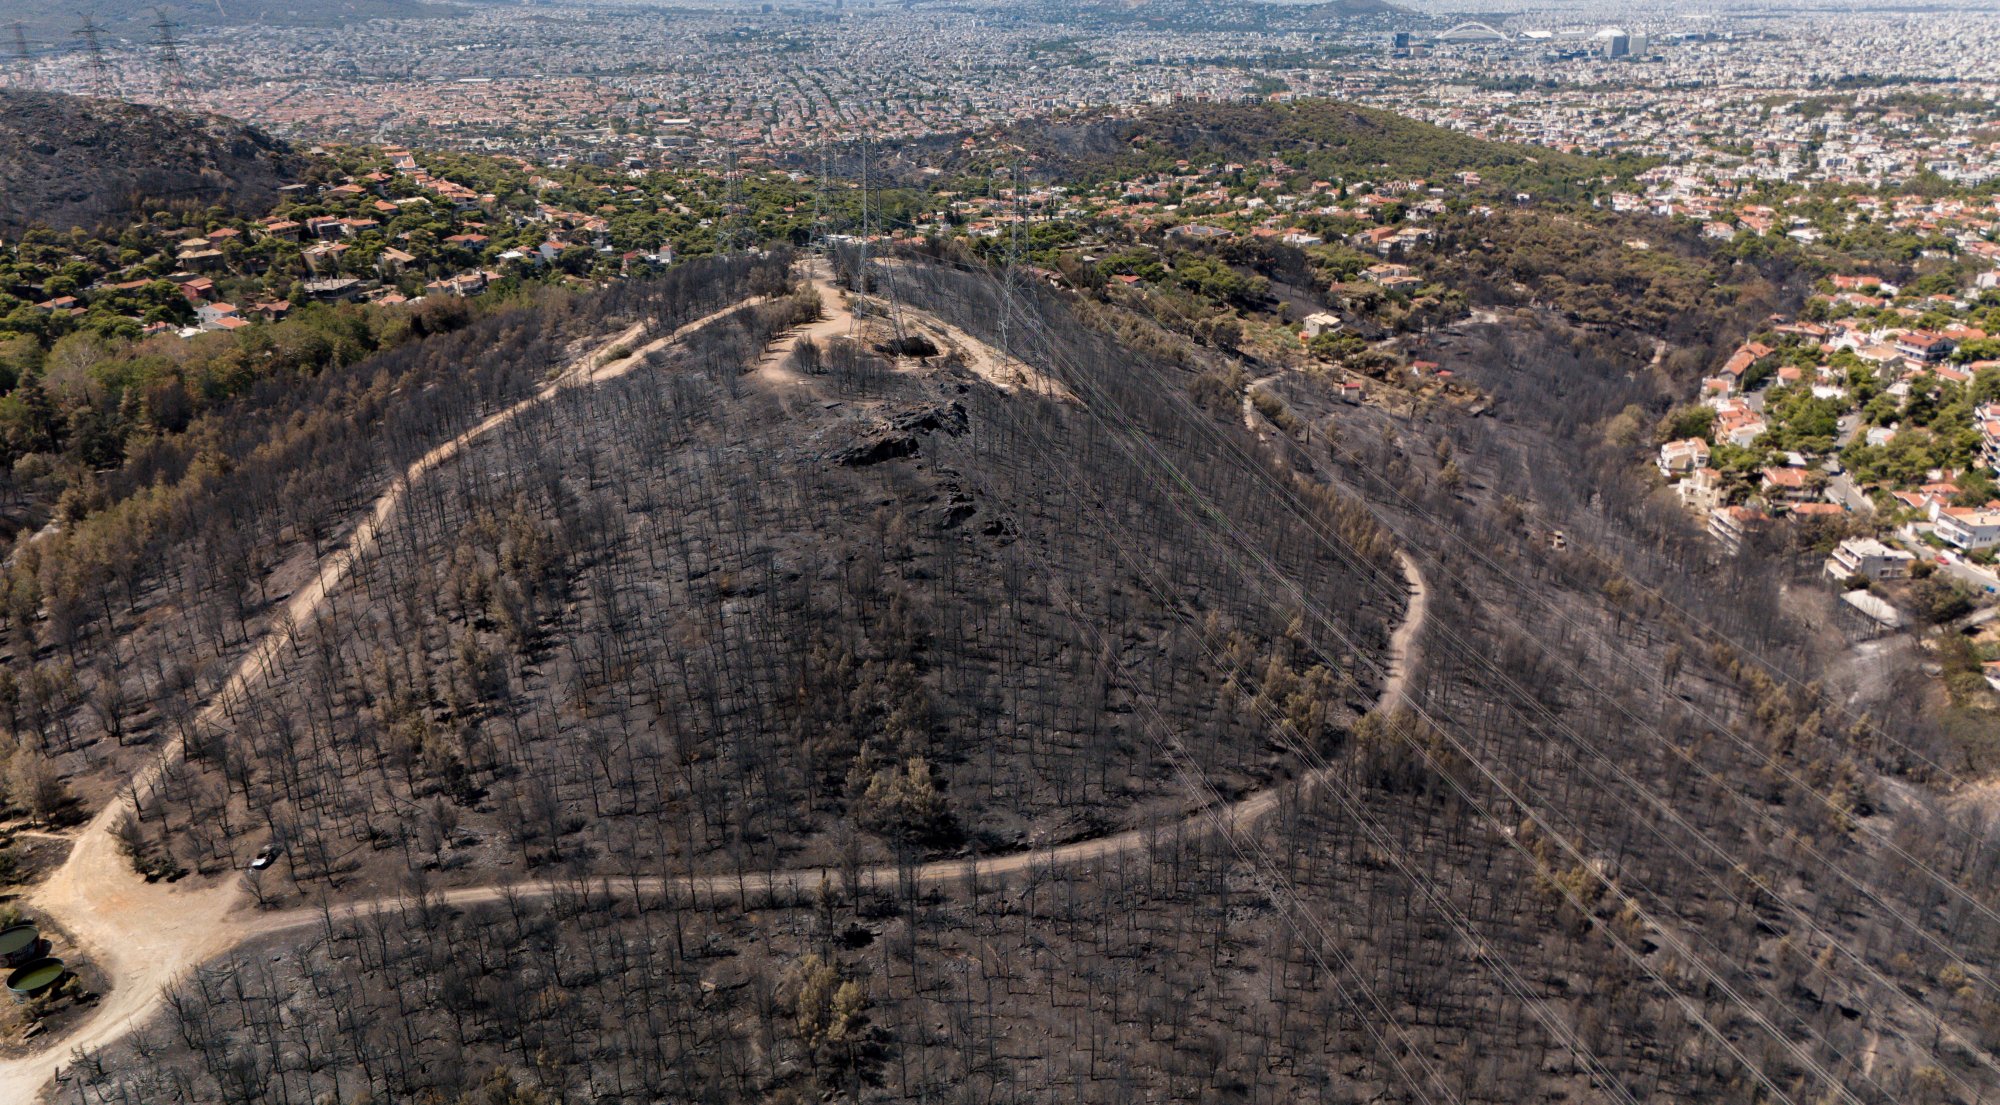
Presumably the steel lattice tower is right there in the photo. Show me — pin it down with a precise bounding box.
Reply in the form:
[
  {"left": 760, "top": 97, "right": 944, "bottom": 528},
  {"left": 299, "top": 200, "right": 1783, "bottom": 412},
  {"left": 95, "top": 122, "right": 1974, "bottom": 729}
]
[
  {"left": 149, "top": 7, "right": 190, "bottom": 106},
  {"left": 9, "top": 23, "right": 34, "bottom": 89},
  {"left": 74, "top": 16, "right": 115, "bottom": 98}
]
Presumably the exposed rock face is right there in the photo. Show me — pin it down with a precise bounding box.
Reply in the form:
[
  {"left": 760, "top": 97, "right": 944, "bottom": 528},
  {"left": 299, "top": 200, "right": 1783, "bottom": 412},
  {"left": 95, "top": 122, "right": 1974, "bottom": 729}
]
[
  {"left": 0, "top": 90, "right": 304, "bottom": 236},
  {"left": 831, "top": 401, "right": 969, "bottom": 466}
]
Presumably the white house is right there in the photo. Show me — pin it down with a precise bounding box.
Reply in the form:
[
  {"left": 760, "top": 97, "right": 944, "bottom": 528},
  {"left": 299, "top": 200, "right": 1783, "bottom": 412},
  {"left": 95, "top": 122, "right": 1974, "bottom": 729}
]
[
  {"left": 196, "top": 302, "right": 244, "bottom": 331},
  {"left": 1724, "top": 418, "right": 1768, "bottom": 448},
  {"left": 1825, "top": 537, "right": 1916, "bottom": 582},
  {"left": 1658, "top": 438, "right": 1711, "bottom": 477},
  {"left": 1302, "top": 312, "right": 1344, "bottom": 339},
  {"left": 1676, "top": 467, "right": 1725, "bottom": 514},
  {"left": 1933, "top": 505, "right": 2000, "bottom": 551}
]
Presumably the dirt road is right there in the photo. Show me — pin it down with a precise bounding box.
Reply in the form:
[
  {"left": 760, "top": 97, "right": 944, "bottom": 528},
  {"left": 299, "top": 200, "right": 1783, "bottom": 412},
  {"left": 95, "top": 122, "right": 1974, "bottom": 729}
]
[
  {"left": 0, "top": 284, "right": 1425, "bottom": 1104},
  {"left": 234, "top": 548, "right": 1424, "bottom": 931},
  {"left": 0, "top": 301, "right": 762, "bottom": 1104}
]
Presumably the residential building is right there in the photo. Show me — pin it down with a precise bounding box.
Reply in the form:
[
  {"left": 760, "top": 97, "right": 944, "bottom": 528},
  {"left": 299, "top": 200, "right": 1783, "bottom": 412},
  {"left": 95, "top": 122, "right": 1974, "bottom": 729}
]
[
  {"left": 1894, "top": 330, "right": 1954, "bottom": 363},
  {"left": 1709, "top": 505, "right": 1767, "bottom": 553},
  {"left": 1934, "top": 506, "right": 2000, "bottom": 551},
  {"left": 1675, "top": 466, "right": 1725, "bottom": 514},
  {"left": 1825, "top": 537, "right": 1916, "bottom": 582},
  {"left": 1760, "top": 466, "right": 1814, "bottom": 503},
  {"left": 1658, "top": 438, "right": 1711, "bottom": 477},
  {"left": 1301, "top": 312, "right": 1344, "bottom": 339}
]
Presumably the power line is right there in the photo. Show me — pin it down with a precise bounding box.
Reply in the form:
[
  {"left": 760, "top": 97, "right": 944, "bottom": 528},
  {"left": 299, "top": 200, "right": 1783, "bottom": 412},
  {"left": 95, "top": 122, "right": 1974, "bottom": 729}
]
[
  {"left": 1123, "top": 318, "right": 2000, "bottom": 1097},
  {"left": 997, "top": 158, "right": 1018, "bottom": 376},
  {"left": 1127, "top": 335, "right": 1986, "bottom": 1098},
  {"left": 987, "top": 276, "right": 1794, "bottom": 1105},
  {"left": 9, "top": 23, "right": 34, "bottom": 90},
  {"left": 809, "top": 140, "right": 828, "bottom": 258},
  {"left": 723, "top": 149, "right": 740, "bottom": 254},
  {"left": 853, "top": 133, "right": 907, "bottom": 348},
  {"left": 858, "top": 135, "right": 868, "bottom": 280},
  {"left": 873, "top": 254, "right": 1914, "bottom": 1104},
  {"left": 148, "top": 7, "right": 190, "bottom": 107},
  {"left": 820, "top": 208, "right": 2000, "bottom": 1013},
  {"left": 73, "top": 15, "right": 115, "bottom": 99},
  {"left": 1019, "top": 314, "right": 1828, "bottom": 1105}
]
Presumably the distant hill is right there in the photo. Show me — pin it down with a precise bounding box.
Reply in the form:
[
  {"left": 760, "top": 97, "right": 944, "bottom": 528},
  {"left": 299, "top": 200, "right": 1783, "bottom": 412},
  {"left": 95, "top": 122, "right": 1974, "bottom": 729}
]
[
  {"left": 0, "top": 0, "right": 461, "bottom": 41},
  {"left": 0, "top": 89, "right": 304, "bottom": 236},
  {"left": 1020, "top": 100, "right": 1603, "bottom": 191},
  {"left": 863, "top": 99, "right": 1610, "bottom": 197}
]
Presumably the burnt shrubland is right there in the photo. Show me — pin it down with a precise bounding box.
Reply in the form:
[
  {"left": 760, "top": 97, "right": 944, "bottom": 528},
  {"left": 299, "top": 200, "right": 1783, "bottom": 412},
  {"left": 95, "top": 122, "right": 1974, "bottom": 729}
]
[
  {"left": 0, "top": 253, "right": 792, "bottom": 828},
  {"left": 115, "top": 257, "right": 1396, "bottom": 899},
  {"left": 1285, "top": 307, "right": 2000, "bottom": 1104},
  {"left": 59, "top": 259, "right": 2000, "bottom": 1105}
]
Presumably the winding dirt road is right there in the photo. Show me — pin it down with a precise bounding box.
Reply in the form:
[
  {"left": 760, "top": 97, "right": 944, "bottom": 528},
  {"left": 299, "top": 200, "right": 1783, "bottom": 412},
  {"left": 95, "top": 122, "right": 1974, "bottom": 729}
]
[
  {"left": 0, "top": 284, "right": 1426, "bottom": 1104},
  {"left": 231, "top": 547, "right": 1424, "bottom": 934},
  {"left": 0, "top": 301, "right": 762, "bottom": 1103}
]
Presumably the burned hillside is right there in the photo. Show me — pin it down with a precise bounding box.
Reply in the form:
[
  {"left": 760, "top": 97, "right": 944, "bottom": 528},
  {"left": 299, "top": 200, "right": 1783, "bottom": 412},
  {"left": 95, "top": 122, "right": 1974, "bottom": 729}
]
[
  {"left": 105, "top": 257, "right": 1400, "bottom": 901},
  {"left": 39, "top": 258, "right": 2000, "bottom": 1105}
]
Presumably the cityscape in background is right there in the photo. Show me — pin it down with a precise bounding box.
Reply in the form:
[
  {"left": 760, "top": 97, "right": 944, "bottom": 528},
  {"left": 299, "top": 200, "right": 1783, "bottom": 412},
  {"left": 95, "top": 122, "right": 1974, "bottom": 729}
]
[
  {"left": 4, "top": 2, "right": 2000, "bottom": 1103},
  {"left": 5, "top": 0, "right": 1997, "bottom": 185}
]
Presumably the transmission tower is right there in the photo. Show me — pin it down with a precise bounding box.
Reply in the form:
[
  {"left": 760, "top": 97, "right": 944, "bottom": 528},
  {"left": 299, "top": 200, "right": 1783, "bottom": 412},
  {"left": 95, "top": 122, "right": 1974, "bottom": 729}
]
[
  {"left": 73, "top": 16, "right": 114, "bottom": 98},
  {"left": 996, "top": 156, "right": 1025, "bottom": 377},
  {"left": 853, "top": 133, "right": 907, "bottom": 348},
  {"left": 808, "top": 140, "right": 829, "bottom": 257},
  {"left": 722, "top": 149, "right": 749, "bottom": 254},
  {"left": 149, "top": 7, "right": 190, "bottom": 106},
  {"left": 857, "top": 134, "right": 869, "bottom": 293},
  {"left": 9, "top": 23, "right": 34, "bottom": 89}
]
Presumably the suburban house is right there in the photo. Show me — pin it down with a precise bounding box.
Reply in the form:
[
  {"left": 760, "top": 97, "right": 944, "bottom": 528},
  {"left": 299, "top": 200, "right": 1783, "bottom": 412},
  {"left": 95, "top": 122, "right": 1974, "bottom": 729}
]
[
  {"left": 1709, "top": 505, "right": 1767, "bottom": 552},
  {"left": 1721, "top": 414, "right": 1768, "bottom": 448},
  {"left": 303, "top": 242, "right": 351, "bottom": 274},
  {"left": 1760, "top": 466, "right": 1814, "bottom": 503},
  {"left": 1894, "top": 330, "right": 1954, "bottom": 363},
  {"left": 1719, "top": 341, "right": 1775, "bottom": 390},
  {"left": 377, "top": 247, "right": 419, "bottom": 277},
  {"left": 1825, "top": 537, "right": 1916, "bottom": 582},
  {"left": 1675, "top": 467, "right": 1725, "bottom": 514},
  {"left": 196, "top": 302, "right": 244, "bottom": 331},
  {"left": 1658, "top": 438, "right": 1711, "bottom": 476},
  {"left": 303, "top": 278, "right": 365, "bottom": 302},
  {"left": 425, "top": 272, "right": 491, "bottom": 297},
  {"left": 1933, "top": 505, "right": 2000, "bottom": 551},
  {"left": 1302, "top": 312, "right": 1344, "bottom": 339},
  {"left": 1977, "top": 403, "right": 2000, "bottom": 471}
]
